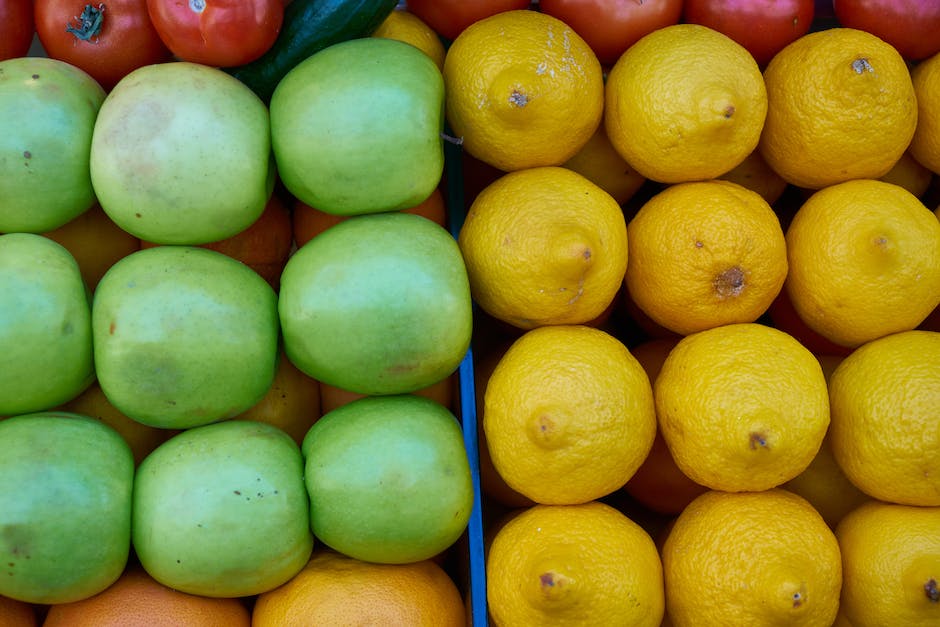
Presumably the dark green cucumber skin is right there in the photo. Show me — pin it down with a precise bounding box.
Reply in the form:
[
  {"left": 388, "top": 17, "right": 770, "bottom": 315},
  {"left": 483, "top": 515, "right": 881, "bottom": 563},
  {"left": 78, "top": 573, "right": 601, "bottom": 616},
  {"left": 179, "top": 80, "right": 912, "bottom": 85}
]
[{"left": 226, "top": 0, "right": 400, "bottom": 104}]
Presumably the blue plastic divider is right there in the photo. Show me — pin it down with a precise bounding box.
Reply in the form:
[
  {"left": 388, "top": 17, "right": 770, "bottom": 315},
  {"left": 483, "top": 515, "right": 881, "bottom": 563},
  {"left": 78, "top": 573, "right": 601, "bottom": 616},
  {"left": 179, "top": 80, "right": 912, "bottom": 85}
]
[{"left": 444, "top": 133, "right": 488, "bottom": 627}]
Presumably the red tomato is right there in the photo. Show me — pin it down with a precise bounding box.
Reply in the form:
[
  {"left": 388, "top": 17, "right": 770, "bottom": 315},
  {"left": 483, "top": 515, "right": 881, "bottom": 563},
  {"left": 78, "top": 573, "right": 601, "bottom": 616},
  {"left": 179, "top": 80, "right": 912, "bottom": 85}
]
[
  {"left": 406, "top": 0, "right": 531, "bottom": 42},
  {"left": 834, "top": 0, "right": 940, "bottom": 60},
  {"left": 146, "top": 0, "right": 283, "bottom": 68},
  {"left": 35, "top": 0, "right": 173, "bottom": 90},
  {"left": 683, "top": 0, "right": 815, "bottom": 67},
  {"left": 539, "top": 0, "right": 683, "bottom": 67},
  {"left": 0, "top": 0, "right": 35, "bottom": 60}
]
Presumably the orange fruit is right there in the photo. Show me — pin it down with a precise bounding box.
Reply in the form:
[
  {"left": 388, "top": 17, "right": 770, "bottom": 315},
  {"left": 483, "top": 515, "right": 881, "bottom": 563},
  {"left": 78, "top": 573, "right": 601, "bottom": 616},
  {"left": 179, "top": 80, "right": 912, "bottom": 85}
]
[
  {"left": 624, "top": 430, "right": 709, "bottom": 517},
  {"left": 828, "top": 330, "right": 940, "bottom": 506},
  {"left": 457, "top": 166, "right": 628, "bottom": 330},
  {"left": 293, "top": 186, "right": 447, "bottom": 249},
  {"left": 483, "top": 325, "right": 656, "bottom": 505},
  {"left": 718, "top": 148, "right": 789, "bottom": 205},
  {"left": 232, "top": 348, "right": 321, "bottom": 446},
  {"left": 622, "top": 338, "right": 709, "bottom": 516},
  {"left": 372, "top": 7, "right": 446, "bottom": 71},
  {"left": 835, "top": 500, "right": 940, "bottom": 626},
  {"left": 624, "top": 180, "right": 788, "bottom": 336},
  {"left": 910, "top": 49, "right": 940, "bottom": 174},
  {"left": 42, "top": 566, "right": 250, "bottom": 626},
  {"left": 318, "top": 373, "right": 456, "bottom": 414},
  {"left": 655, "top": 323, "right": 830, "bottom": 492},
  {"left": 442, "top": 10, "right": 604, "bottom": 172},
  {"left": 486, "top": 501, "right": 664, "bottom": 626},
  {"left": 42, "top": 204, "right": 140, "bottom": 291},
  {"left": 662, "top": 489, "right": 842, "bottom": 626},
  {"left": 784, "top": 179, "right": 940, "bottom": 348},
  {"left": 61, "top": 383, "right": 177, "bottom": 466},
  {"left": 0, "top": 595, "right": 35, "bottom": 627},
  {"left": 251, "top": 549, "right": 466, "bottom": 626},
  {"left": 604, "top": 23, "right": 767, "bottom": 184},
  {"left": 143, "top": 194, "right": 292, "bottom": 290},
  {"left": 760, "top": 28, "right": 918, "bottom": 189},
  {"left": 561, "top": 125, "right": 646, "bottom": 206}
]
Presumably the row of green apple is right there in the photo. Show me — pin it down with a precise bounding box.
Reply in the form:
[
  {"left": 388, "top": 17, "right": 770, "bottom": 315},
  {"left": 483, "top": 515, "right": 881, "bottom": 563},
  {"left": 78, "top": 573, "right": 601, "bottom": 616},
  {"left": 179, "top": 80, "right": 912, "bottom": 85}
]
[
  {"left": 0, "top": 37, "right": 476, "bottom": 605},
  {"left": 0, "top": 394, "right": 474, "bottom": 604}
]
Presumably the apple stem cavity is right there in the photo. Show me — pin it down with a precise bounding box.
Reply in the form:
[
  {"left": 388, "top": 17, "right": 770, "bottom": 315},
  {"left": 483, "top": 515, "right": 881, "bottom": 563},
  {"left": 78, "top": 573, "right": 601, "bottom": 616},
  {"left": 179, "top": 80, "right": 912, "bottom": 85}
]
[{"left": 65, "top": 3, "right": 105, "bottom": 43}]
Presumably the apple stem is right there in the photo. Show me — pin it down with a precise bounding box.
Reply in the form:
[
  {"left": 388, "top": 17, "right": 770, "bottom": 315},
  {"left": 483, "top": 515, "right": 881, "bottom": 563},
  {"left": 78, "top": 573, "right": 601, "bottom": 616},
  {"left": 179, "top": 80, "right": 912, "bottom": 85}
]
[{"left": 440, "top": 132, "right": 463, "bottom": 146}]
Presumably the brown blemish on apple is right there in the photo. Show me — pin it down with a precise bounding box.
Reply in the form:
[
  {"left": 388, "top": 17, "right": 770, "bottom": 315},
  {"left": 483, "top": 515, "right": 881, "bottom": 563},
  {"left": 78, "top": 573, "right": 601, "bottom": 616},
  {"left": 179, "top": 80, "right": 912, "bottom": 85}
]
[
  {"left": 723, "top": 105, "right": 735, "bottom": 119},
  {"left": 109, "top": 321, "right": 116, "bottom": 334},
  {"left": 714, "top": 265, "right": 745, "bottom": 299}
]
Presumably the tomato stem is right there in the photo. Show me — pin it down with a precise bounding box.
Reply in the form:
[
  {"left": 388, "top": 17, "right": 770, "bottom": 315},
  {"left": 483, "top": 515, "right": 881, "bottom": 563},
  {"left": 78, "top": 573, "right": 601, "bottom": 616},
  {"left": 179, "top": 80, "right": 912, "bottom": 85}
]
[{"left": 66, "top": 4, "right": 106, "bottom": 42}]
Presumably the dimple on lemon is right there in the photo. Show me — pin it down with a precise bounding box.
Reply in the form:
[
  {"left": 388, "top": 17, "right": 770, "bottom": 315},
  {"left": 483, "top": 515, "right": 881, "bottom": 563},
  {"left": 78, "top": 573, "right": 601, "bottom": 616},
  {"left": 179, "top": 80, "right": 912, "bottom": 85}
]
[
  {"left": 654, "top": 323, "right": 830, "bottom": 492},
  {"left": 486, "top": 501, "right": 664, "bottom": 627},
  {"left": 604, "top": 23, "right": 767, "bottom": 183},
  {"left": 662, "top": 489, "right": 842, "bottom": 627},
  {"left": 442, "top": 9, "right": 604, "bottom": 172},
  {"left": 624, "top": 180, "right": 788, "bottom": 336},
  {"left": 457, "top": 166, "right": 628, "bottom": 330},
  {"left": 482, "top": 324, "right": 656, "bottom": 505},
  {"left": 760, "top": 27, "right": 918, "bottom": 189}
]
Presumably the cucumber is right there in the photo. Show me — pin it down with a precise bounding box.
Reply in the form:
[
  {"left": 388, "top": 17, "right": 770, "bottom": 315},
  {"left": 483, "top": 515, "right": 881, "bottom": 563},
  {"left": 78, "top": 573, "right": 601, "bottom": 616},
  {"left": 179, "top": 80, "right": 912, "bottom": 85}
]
[{"left": 226, "top": 0, "right": 401, "bottom": 104}]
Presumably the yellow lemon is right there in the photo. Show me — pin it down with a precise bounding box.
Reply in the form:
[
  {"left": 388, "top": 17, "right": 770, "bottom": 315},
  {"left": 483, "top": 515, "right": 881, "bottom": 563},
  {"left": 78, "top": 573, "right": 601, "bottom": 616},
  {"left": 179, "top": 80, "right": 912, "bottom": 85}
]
[
  {"left": 782, "top": 354, "right": 870, "bottom": 529},
  {"left": 910, "top": 49, "right": 940, "bottom": 174},
  {"left": 561, "top": 125, "right": 646, "bottom": 206},
  {"left": 662, "top": 489, "right": 842, "bottom": 627},
  {"left": 625, "top": 180, "right": 788, "bottom": 336},
  {"left": 760, "top": 28, "right": 918, "bottom": 189},
  {"left": 605, "top": 23, "right": 767, "bottom": 183},
  {"left": 655, "top": 323, "right": 830, "bottom": 492},
  {"left": 372, "top": 8, "right": 446, "bottom": 71},
  {"left": 828, "top": 330, "right": 940, "bottom": 506},
  {"left": 784, "top": 179, "right": 940, "bottom": 348},
  {"left": 487, "top": 502, "right": 664, "bottom": 626},
  {"left": 719, "top": 149, "right": 789, "bottom": 205},
  {"left": 457, "top": 166, "right": 628, "bottom": 330},
  {"left": 442, "top": 10, "right": 604, "bottom": 172},
  {"left": 835, "top": 500, "right": 940, "bottom": 626},
  {"left": 880, "top": 151, "right": 935, "bottom": 198},
  {"left": 483, "top": 325, "right": 656, "bottom": 505}
]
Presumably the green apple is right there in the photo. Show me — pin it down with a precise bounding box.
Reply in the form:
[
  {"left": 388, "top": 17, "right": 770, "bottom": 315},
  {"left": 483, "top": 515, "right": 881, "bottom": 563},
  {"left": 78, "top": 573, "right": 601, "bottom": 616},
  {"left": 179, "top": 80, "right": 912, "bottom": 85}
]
[
  {"left": 278, "top": 212, "right": 472, "bottom": 395},
  {"left": 270, "top": 37, "right": 444, "bottom": 216},
  {"left": 89, "top": 62, "right": 275, "bottom": 245},
  {"left": 92, "top": 246, "right": 279, "bottom": 429},
  {"left": 0, "top": 233, "right": 94, "bottom": 416},
  {"left": 0, "top": 412, "right": 134, "bottom": 604},
  {"left": 0, "top": 57, "right": 105, "bottom": 233},
  {"left": 133, "top": 420, "right": 314, "bottom": 597},
  {"left": 302, "top": 394, "right": 474, "bottom": 564}
]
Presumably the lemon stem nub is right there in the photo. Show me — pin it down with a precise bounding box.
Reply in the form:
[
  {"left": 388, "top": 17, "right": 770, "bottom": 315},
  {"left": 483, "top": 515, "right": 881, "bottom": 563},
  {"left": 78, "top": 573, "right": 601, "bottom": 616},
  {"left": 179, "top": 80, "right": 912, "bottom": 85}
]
[
  {"left": 714, "top": 266, "right": 746, "bottom": 298},
  {"left": 509, "top": 89, "right": 529, "bottom": 107},
  {"left": 926, "top": 578, "right": 939, "bottom": 603}
]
